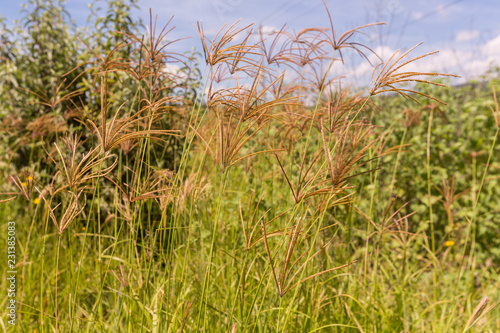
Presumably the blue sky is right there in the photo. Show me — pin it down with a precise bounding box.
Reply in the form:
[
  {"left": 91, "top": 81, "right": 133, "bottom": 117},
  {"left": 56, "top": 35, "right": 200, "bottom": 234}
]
[{"left": 2, "top": 0, "right": 500, "bottom": 84}]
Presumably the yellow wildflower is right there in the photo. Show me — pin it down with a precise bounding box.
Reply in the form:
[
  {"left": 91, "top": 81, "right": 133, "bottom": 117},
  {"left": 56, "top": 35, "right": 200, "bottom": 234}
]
[
  {"left": 444, "top": 240, "right": 455, "bottom": 247},
  {"left": 34, "top": 197, "right": 40, "bottom": 205},
  {"left": 22, "top": 182, "right": 28, "bottom": 187},
  {"left": 27, "top": 176, "right": 33, "bottom": 181}
]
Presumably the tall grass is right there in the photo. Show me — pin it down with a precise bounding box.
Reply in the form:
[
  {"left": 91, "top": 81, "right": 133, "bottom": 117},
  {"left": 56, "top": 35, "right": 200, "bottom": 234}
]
[{"left": 1, "top": 2, "right": 499, "bottom": 332}]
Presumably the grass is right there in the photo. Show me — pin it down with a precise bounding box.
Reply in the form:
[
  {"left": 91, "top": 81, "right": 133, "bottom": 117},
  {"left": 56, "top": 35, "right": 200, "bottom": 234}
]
[{"left": 0, "top": 2, "right": 499, "bottom": 332}]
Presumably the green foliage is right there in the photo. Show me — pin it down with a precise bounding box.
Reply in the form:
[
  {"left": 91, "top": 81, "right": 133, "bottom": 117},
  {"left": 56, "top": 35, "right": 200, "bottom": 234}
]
[
  {"left": 364, "top": 81, "right": 500, "bottom": 263},
  {"left": 13, "top": 0, "right": 81, "bottom": 115},
  {"left": 0, "top": 0, "right": 499, "bottom": 332}
]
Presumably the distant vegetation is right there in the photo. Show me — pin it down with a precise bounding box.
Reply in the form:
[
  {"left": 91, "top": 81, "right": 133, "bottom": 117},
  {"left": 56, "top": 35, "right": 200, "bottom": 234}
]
[{"left": 0, "top": 0, "right": 499, "bottom": 331}]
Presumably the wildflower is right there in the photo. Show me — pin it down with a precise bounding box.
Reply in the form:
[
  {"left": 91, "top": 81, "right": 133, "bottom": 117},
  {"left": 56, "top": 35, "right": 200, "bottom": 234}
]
[
  {"left": 22, "top": 182, "right": 28, "bottom": 187},
  {"left": 444, "top": 240, "right": 455, "bottom": 247},
  {"left": 82, "top": 227, "right": 86, "bottom": 231},
  {"left": 34, "top": 197, "right": 40, "bottom": 205},
  {"left": 27, "top": 176, "right": 33, "bottom": 181}
]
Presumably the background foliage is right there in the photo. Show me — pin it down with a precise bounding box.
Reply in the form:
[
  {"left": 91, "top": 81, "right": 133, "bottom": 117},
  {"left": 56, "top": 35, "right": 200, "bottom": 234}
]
[{"left": 0, "top": 0, "right": 499, "bottom": 332}]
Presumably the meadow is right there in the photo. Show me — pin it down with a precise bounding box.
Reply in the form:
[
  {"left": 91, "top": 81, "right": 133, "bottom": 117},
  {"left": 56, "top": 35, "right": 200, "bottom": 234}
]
[{"left": 0, "top": 0, "right": 499, "bottom": 331}]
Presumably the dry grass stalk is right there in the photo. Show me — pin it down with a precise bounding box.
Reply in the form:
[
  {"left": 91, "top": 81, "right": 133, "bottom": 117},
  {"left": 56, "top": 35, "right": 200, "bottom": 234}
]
[
  {"left": 49, "top": 134, "right": 117, "bottom": 193},
  {"left": 355, "top": 199, "right": 416, "bottom": 240},
  {"left": 434, "top": 176, "right": 469, "bottom": 227},
  {"left": 108, "top": 165, "right": 204, "bottom": 215},
  {"left": 462, "top": 296, "right": 499, "bottom": 333},
  {"left": 257, "top": 24, "right": 289, "bottom": 66},
  {"left": 272, "top": 102, "right": 312, "bottom": 151},
  {"left": 130, "top": 171, "right": 174, "bottom": 203},
  {"left": 196, "top": 20, "right": 259, "bottom": 69},
  {"left": 274, "top": 148, "right": 330, "bottom": 204},
  {"left": 7, "top": 172, "right": 36, "bottom": 201},
  {"left": 21, "top": 77, "right": 84, "bottom": 110},
  {"left": 370, "top": 42, "right": 459, "bottom": 104},
  {"left": 171, "top": 171, "right": 210, "bottom": 213},
  {"left": 489, "top": 85, "right": 500, "bottom": 128},
  {"left": 120, "top": 11, "right": 186, "bottom": 86},
  {"left": 304, "top": 58, "right": 343, "bottom": 93},
  {"left": 193, "top": 109, "right": 282, "bottom": 173},
  {"left": 402, "top": 108, "right": 422, "bottom": 128},
  {"left": 260, "top": 216, "right": 356, "bottom": 297},
  {"left": 105, "top": 165, "right": 173, "bottom": 208},
  {"left": 238, "top": 192, "right": 292, "bottom": 250},
  {"left": 25, "top": 113, "right": 68, "bottom": 139},
  {"left": 320, "top": 0, "right": 384, "bottom": 64},
  {"left": 87, "top": 84, "right": 181, "bottom": 152},
  {"left": 0, "top": 196, "right": 17, "bottom": 204},
  {"left": 322, "top": 120, "right": 380, "bottom": 187},
  {"left": 41, "top": 189, "right": 86, "bottom": 234},
  {"left": 207, "top": 62, "right": 297, "bottom": 121},
  {"left": 374, "top": 129, "right": 402, "bottom": 157},
  {"left": 389, "top": 213, "right": 424, "bottom": 252},
  {"left": 321, "top": 88, "right": 365, "bottom": 133},
  {"left": 179, "top": 300, "right": 193, "bottom": 332},
  {"left": 281, "top": 28, "right": 326, "bottom": 68},
  {"left": 75, "top": 37, "right": 132, "bottom": 79}
]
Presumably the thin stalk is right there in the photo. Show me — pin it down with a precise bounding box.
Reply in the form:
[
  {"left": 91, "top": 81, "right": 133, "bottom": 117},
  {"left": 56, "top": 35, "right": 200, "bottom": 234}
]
[
  {"left": 389, "top": 127, "right": 408, "bottom": 197},
  {"left": 426, "top": 108, "right": 438, "bottom": 325},
  {"left": 196, "top": 170, "right": 229, "bottom": 329},
  {"left": 55, "top": 234, "right": 62, "bottom": 332},
  {"left": 280, "top": 202, "right": 330, "bottom": 331},
  {"left": 227, "top": 249, "right": 249, "bottom": 331},
  {"left": 39, "top": 200, "right": 51, "bottom": 333},
  {"left": 468, "top": 127, "right": 499, "bottom": 290}
]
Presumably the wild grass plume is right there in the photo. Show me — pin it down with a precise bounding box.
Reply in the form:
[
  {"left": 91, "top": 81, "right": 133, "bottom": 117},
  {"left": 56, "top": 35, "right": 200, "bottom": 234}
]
[{"left": 0, "top": 0, "right": 499, "bottom": 332}]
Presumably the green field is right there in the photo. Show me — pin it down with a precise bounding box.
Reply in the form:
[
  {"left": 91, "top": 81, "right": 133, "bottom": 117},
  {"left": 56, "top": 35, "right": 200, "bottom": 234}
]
[{"left": 1, "top": 0, "right": 499, "bottom": 332}]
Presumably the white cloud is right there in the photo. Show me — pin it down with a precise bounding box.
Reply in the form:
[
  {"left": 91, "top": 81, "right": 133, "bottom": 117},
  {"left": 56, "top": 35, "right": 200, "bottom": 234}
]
[
  {"left": 456, "top": 30, "right": 480, "bottom": 42},
  {"left": 162, "top": 63, "right": 181, "bottom": 74},
  {"left": 482, "top": 34, "right": 500, "bottom": 57},
  {"left": 249, "top": 24, "right": 280, "bottom": 43},
  {"left": 436, "top": 4, "right": 448, "bottom": 17},
  {"left": 347, "top": 34, "right": 500, "bottom": 86},
  {"left": 259, "top": 25, "right": 280, "bottom": 35},
  {"left": 350, "top": 45, "right": 400, "bottom": 79},
  {"left": 162, "top": 64, "right": 189, "bottom": 85},
  {"left": 412, "top": 12, "right": 423, "bottom": 20}
]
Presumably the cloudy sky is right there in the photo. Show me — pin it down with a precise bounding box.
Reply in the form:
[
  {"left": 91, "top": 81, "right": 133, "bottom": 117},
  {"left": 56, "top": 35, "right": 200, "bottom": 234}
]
[{"left": 2, "top": 0, "right": 500, "bottom": 85}]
